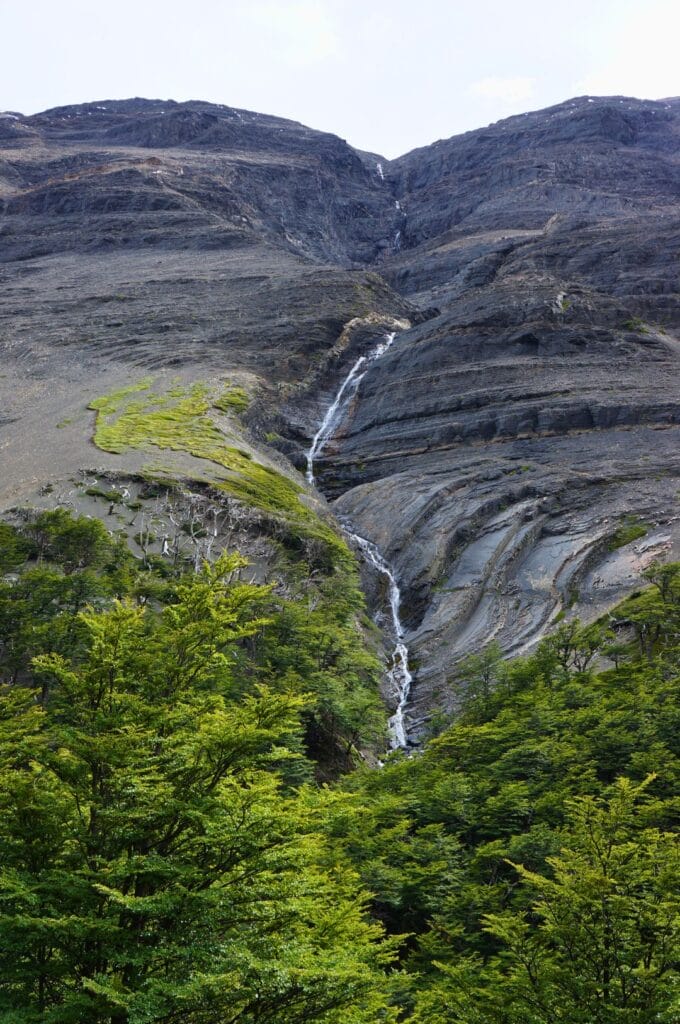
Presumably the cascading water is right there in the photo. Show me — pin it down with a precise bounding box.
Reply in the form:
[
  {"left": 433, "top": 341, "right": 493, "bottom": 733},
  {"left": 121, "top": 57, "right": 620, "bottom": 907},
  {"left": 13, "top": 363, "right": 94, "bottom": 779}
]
[
  {"left": 343, "top": 527, "right": 412, "bottom": 748},
  {"left": 306, "top": 331, "right": 397, "bottom": 486},
  {"left": 305, "top": 329, "right": 413, "bottom": 748}
]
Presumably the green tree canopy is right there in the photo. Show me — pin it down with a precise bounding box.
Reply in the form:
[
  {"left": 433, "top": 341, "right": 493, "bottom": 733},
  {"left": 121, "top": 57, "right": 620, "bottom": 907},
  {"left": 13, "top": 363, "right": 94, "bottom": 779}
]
[
  {"left": 412, "top": 779, "right": 680, "bottom": 1023},
  {"left": 0, "top": 553, "right": 396, "bottom": 1023}
]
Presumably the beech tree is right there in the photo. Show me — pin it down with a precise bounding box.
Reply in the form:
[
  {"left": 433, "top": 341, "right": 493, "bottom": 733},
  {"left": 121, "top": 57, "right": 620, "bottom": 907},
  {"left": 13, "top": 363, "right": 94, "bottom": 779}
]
[
  {"left": 411, "top": 779, "right": 680, "bottom": 1024},
  {"left": 0, "top": 555, "right": 396, "bottom": 1023}
]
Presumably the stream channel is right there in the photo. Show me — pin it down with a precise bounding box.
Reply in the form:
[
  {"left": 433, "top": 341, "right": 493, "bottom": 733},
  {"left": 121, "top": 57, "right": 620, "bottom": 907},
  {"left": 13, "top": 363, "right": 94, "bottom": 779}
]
[{"left": 305, "top": 331, "right": 413, "bottom": 748}]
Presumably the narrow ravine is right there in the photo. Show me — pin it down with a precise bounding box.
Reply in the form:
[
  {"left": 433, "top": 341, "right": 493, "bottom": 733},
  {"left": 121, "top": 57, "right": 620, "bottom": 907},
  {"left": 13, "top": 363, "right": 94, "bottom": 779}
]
[{"left": 306, "top": 330, "right": 413, "bottom": 749}]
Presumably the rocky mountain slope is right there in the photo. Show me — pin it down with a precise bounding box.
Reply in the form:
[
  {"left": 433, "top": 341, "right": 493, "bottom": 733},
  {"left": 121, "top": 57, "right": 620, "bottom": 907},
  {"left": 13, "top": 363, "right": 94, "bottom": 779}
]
[{"left": 1, "top": 94, "right": 679, "bottom": 737}]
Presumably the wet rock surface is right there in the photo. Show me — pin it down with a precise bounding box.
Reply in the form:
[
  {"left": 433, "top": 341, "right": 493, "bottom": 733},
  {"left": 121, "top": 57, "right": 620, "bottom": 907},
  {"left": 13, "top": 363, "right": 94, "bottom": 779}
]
[{"left": 2, "top": 95, "right": 680, "bottom": 735}]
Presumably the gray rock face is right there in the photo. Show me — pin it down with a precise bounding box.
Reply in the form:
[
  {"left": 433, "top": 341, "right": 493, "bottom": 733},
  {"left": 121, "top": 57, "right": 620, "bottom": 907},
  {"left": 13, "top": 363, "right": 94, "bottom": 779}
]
[
  {"left": 1, "top": 98, "right": 400, "bottom": 265},
  {"left": 0, "top": 98, "right": 411, "bottom": 509},
  {"left": 306, "top": 95, "right": 680, "bottom": 735},
  {"left": 2, "top": 94, "right": 680, "bottom": 736}
]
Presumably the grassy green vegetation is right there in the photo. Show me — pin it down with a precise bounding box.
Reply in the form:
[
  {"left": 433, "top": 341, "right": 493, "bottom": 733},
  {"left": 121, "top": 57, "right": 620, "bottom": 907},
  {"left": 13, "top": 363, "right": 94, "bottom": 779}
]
[
  {"left": 1, "top": 513, "right": 678, "bottom": 1023},
  {"left": 85, "top": 484, "right": 123, "bottom": 502},
  {"left": 212, "top": 383, "right": 250, "bottom": 413},
  {"left": 89, "top": 378, "right": 351, "bottom": 569},
  {"left": 89, "top": 376, "right": 153, "bottom": 417},
  {"left": 90, "top": 380, "right": 219, "bottom": 455},
  {"left": 623, "top": 316, "right": 650, "bottom": 334},
  {"left": 608, "top": 513, "right": 648, "bottom": 550}
]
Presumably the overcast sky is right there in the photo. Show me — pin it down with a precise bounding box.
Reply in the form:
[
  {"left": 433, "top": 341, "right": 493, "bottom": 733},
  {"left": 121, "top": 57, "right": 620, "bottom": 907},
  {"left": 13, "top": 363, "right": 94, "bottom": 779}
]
[{"left": 2, "top": 0, "right": 679, "bottom": 158}]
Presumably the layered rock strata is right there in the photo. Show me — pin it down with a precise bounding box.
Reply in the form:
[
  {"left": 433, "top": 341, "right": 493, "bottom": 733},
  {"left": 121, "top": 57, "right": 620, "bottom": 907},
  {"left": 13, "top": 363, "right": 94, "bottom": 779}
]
[{"left": 2, "top": 95, "right": 680, "bottom": 733}]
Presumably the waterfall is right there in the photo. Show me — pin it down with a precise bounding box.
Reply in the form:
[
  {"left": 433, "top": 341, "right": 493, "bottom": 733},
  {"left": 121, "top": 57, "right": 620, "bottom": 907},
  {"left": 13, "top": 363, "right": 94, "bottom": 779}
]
[
  {"left": 305, "top": 329, "right": 412, "bottom": 748},
  {"left": 343, "top": 527, "right": 412, "bottom": 749},
  {"left": 306, "top": 331, "right": 397, "bottom": 486}
]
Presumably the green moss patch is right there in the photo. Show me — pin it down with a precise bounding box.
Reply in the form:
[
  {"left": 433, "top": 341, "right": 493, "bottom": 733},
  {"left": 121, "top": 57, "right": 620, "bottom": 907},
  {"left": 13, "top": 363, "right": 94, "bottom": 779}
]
[
  {"left": 89, "top": 377, "right": 153, "bottom": 417},
  {"left": 89, "top": 379, "right": 350, "bottom": 565},
  {"left": 213, "top": 384, "right": 251, "bottom": 414},
  {"left": 608, "top": 515, "right": 648, "bottom": 551}
]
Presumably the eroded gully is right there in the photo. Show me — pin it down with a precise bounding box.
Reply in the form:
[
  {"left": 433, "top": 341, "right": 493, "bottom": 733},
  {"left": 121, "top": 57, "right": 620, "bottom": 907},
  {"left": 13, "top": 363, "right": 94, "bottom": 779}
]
[{"left": 305, "top": 330, "right": 413, "bottom": 748}]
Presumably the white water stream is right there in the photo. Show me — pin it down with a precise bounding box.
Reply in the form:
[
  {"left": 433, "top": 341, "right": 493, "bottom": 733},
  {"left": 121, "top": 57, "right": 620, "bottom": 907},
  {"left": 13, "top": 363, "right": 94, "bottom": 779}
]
[
  {"left": 343, "top": 527, "right": 412, "bottom": 748},
  {"left": 306, "top": 331, "right": 397, "bottom": 485},
  {"left": 305, "top": 330, "right": 412, "bottom": 748}
]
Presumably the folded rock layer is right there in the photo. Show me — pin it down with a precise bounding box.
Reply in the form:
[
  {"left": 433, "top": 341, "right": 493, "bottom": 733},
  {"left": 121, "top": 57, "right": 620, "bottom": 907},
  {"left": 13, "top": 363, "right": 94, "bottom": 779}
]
[{"left": 1, "top": 95, "right": 679, "bottom": 733}]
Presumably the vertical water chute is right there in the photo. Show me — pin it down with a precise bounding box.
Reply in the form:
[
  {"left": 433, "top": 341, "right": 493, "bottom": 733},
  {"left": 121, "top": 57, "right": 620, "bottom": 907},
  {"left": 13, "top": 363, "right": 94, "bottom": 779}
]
[{"left": 305, "top": 328, "right": 412, "bottom": 748}]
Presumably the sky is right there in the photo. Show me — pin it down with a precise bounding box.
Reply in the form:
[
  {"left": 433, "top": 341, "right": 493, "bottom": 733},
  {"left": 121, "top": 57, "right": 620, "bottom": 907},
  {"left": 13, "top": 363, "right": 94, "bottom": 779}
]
[{"left": 2, "top": 0, "right": 679, "bottom": 158}]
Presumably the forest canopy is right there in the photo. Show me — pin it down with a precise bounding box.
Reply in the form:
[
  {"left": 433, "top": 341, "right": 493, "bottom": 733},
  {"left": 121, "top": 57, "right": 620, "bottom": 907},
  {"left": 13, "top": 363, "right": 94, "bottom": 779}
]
[{"left": 0, "top": 510, "right": 678, "bottom": 1022}]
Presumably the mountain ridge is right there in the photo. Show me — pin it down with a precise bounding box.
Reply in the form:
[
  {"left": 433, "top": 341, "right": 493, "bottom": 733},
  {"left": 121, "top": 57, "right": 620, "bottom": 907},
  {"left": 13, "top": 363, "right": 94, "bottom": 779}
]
[
  {"left": 1, "top": 91, "right": 679, "bottom": 735},
  {"left": 5, "top": 91, "right": 680, "bottom": 162}
]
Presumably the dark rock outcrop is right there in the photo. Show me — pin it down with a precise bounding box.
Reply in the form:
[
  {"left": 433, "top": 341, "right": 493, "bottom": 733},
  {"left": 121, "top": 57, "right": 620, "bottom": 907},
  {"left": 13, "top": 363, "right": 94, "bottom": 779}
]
[
  {"left": 306, "top": 95, "right": 680, "bottom": 733},
  {"left": 2, "top": 94, "right": 680, "bottom": 735}
]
